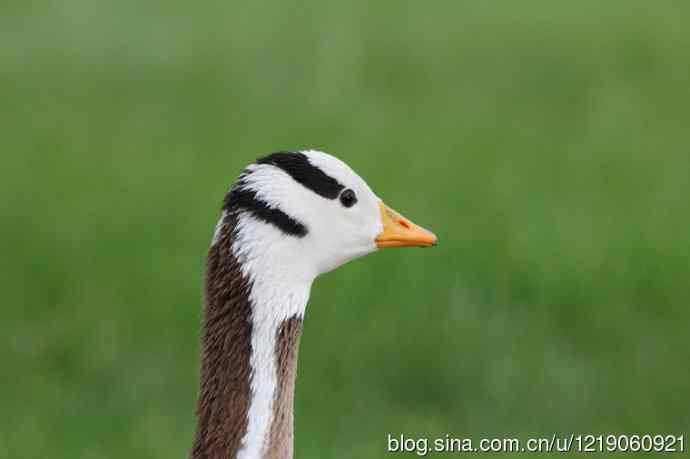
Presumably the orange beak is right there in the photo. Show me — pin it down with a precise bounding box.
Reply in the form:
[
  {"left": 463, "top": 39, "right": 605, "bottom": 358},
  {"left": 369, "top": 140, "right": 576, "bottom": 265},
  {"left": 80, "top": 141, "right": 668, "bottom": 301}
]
[{"left": 375, "top": 202, "right": 438, "bottom": 248}]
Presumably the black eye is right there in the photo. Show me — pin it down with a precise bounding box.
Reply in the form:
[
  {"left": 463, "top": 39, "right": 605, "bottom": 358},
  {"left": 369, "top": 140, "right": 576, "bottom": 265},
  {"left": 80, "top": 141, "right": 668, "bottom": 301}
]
[{"left": 339, "top": 189, "right": 357, "bottom": 208}]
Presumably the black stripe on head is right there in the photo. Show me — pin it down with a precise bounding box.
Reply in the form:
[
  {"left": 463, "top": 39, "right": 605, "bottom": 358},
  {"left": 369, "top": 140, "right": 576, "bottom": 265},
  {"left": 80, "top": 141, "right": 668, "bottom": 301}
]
[
  {"left": 257, "top": 152, "right": 345, "bottom": 199},
  {"left": 224, "top": 179, "right": 308, "bottom": 237}
]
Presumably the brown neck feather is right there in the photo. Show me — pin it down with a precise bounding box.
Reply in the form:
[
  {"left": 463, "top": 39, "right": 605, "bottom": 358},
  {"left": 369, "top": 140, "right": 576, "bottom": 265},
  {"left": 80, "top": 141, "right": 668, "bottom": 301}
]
[
  {"left": 191, "top": 215, "right": 253, "bottom": 459},
  {"left": 265, "top": 317, "right": 303, "bottom": 459}
]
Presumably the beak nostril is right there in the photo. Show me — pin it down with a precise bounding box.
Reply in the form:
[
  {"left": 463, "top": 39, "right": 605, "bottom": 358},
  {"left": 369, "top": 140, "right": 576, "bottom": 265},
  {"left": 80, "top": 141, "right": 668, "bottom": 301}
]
[{"left": 399, "top": 219, "right": 410, "bottom": 229}]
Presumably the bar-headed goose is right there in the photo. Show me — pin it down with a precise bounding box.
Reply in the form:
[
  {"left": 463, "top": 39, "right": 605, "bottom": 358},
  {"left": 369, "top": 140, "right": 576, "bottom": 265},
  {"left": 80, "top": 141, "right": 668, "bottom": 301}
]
[{"left": 191, "top": 150, "right": 437, "bottom": 459}]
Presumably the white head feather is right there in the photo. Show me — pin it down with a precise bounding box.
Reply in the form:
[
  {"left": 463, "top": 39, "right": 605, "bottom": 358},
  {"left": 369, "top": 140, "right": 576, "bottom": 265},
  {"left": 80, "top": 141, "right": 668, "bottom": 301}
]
[{"left": 228, "top": 149, "right": 383, "bottom": 285}]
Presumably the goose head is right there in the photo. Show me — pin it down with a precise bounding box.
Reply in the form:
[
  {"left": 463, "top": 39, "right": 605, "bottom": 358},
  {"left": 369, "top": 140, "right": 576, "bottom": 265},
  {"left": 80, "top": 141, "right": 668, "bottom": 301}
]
[
  {"left": 220, "top": 150, "right": 436, "bottom": 282},
  {"left": 193, "top": 150, "right": 437, "bottom": 459}
]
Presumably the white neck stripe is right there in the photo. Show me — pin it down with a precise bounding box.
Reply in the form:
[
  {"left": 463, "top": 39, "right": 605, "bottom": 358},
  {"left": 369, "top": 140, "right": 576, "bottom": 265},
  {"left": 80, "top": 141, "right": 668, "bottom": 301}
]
[{"left": 233, "top": 213, "right": 312, "bottom": 459}]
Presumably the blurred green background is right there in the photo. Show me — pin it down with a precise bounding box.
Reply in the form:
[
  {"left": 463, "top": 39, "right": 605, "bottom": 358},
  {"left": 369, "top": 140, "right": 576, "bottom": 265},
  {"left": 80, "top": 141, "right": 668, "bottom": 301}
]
[{"left": 2, "top": 1, "right": 689, "bottom": 458}]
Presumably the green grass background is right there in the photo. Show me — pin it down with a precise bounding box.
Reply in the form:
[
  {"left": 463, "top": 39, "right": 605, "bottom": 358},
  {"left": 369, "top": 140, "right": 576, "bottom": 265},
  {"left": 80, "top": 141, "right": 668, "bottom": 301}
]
[{"left": 2, "top": 1, "right": 689, "bottom": 457}]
